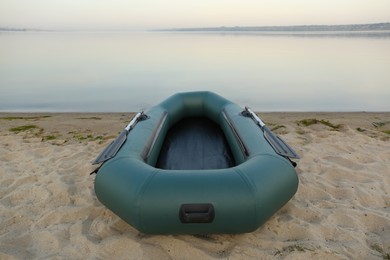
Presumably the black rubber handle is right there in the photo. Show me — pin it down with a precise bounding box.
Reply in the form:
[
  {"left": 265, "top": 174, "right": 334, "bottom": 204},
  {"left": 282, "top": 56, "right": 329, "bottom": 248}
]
[{"left": 179, "top": 203, "right": 215, "bottom": 223}]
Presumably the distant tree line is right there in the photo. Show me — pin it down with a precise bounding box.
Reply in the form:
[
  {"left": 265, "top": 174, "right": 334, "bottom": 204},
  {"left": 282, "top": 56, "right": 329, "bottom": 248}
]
[{"left": 159, "top": 23, "right": 390, "bottom": 32}]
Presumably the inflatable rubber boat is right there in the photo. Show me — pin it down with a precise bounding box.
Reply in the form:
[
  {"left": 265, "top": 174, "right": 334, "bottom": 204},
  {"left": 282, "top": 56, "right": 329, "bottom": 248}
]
[{"left": 92, "top": 91, "right": 299, "bottom": 234}]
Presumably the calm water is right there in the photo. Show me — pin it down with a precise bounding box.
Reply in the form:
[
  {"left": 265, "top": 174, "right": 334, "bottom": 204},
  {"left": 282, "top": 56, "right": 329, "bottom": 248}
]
[{"left": 1, "top": 31, "right": 389, "bottom": 112}]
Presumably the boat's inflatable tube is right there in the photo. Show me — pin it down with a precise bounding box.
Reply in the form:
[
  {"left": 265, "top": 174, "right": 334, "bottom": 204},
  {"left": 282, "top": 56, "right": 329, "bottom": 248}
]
[{"left": 94, "top": 91, "right": 299, "bottom": 234}]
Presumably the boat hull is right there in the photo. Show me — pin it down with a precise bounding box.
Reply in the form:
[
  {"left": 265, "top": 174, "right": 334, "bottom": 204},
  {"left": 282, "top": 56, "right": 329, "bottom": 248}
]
[{"left": 94, "top": 91, "right": 299, "bottom": 234}]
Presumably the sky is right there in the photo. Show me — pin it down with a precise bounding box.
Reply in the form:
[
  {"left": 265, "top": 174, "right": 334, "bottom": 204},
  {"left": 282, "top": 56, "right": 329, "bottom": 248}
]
[{"left": 1, "top": 0, "right": 390, "bottom": 30}]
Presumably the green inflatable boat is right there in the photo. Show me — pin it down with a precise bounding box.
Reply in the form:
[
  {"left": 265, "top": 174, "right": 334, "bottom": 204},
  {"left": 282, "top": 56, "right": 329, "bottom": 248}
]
[{"left": 92, "top": 91, "right": 299, "bottom": 234}]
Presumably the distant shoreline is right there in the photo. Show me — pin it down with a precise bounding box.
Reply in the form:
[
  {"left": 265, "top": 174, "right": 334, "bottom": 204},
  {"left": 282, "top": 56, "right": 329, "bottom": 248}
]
[
  {"left": 156, "top": 22, "right": 390, "bottom": 32},
  {"left": 0, "top": 28, "right": 52, "bottom": 32},
  {"left": 1, "top": 22, "right": 390, "bottom": 33}
]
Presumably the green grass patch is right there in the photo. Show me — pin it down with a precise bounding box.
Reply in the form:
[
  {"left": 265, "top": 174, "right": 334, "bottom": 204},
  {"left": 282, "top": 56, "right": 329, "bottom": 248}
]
[
  {"left": 77, "top": 117, "right": 102, "bottom": 120},
  {"left": 70, "top": 132, "right": 104, "bottom": 143},
  {"left": 9, "top": 125, "right": 39, "bottom": 133},
  {"left": 42, "top": 135, "right": 57, "bottom": 141},
  {"left": 382, "top": 130, "right": 390, "bottom": 135},
  {"left": 298, "top": 118, "right": 318, "bottom": 127},
  {"left": 73, "top": 133, "right": 90, "bottom": 141},
  {"left": 271, "top": 124, "right": 286, "bottom": 131},
  {"left": 297, "top": 118, "right": 342, "bottom": 130},
  {"left": 1, "top": 115, "right": 51, "bottom": 120}
]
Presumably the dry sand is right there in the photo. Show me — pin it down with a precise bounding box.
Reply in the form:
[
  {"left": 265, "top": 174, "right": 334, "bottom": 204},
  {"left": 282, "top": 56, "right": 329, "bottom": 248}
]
[{"left": 0, "top": 112, "right": 389, "bottom": 259}]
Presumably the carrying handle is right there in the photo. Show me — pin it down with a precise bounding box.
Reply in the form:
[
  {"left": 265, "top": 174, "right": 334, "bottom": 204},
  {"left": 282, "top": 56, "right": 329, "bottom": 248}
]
[{"left": 179, "top": 204, "right": 215, "bottom": 223}]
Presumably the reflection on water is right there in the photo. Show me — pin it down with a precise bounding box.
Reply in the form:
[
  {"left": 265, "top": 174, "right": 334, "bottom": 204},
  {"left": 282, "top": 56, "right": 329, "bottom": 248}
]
[{"left": 0, "top": 31, "right": 389, "bottom": 112}]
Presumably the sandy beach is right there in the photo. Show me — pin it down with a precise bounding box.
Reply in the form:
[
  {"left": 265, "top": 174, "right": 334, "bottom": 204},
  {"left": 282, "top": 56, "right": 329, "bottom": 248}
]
[{"left": 0, "top": 112, "right": 389, "bottom": 259}]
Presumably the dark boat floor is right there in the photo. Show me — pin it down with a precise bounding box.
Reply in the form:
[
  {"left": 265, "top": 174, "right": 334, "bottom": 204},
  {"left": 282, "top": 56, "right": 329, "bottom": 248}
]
[{"left": 156, "top": 117, "right": 235, "bottom": 170}]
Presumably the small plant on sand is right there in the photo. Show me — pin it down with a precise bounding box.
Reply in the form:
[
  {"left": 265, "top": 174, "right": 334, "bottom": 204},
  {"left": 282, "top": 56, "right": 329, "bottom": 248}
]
[
  {"left": 370, "top": 244, "right": 390, "bottom": 260},
  {"left": 9, "top": 125, "right": 39, "bottom": 133},
  {"left": 69, "top": 131, "right": 104, "bottom": 143},
  {"left": 274, "top": 244, "right": 314, "bottom": 256},
  {"left": 372, "top": 121, "right": 390, "bottom": 128},
  {"left": 286, "top": 245, "right": 306, "bottom": 252},
  {"left": 297, "top": 118, "right": 342, "bottom": 130},
  {"left": 320, "top": 120, "right": 341, "bottom": 130},
  {"left": 74, "top": 133, "right": 91, "bottom": 141}
]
